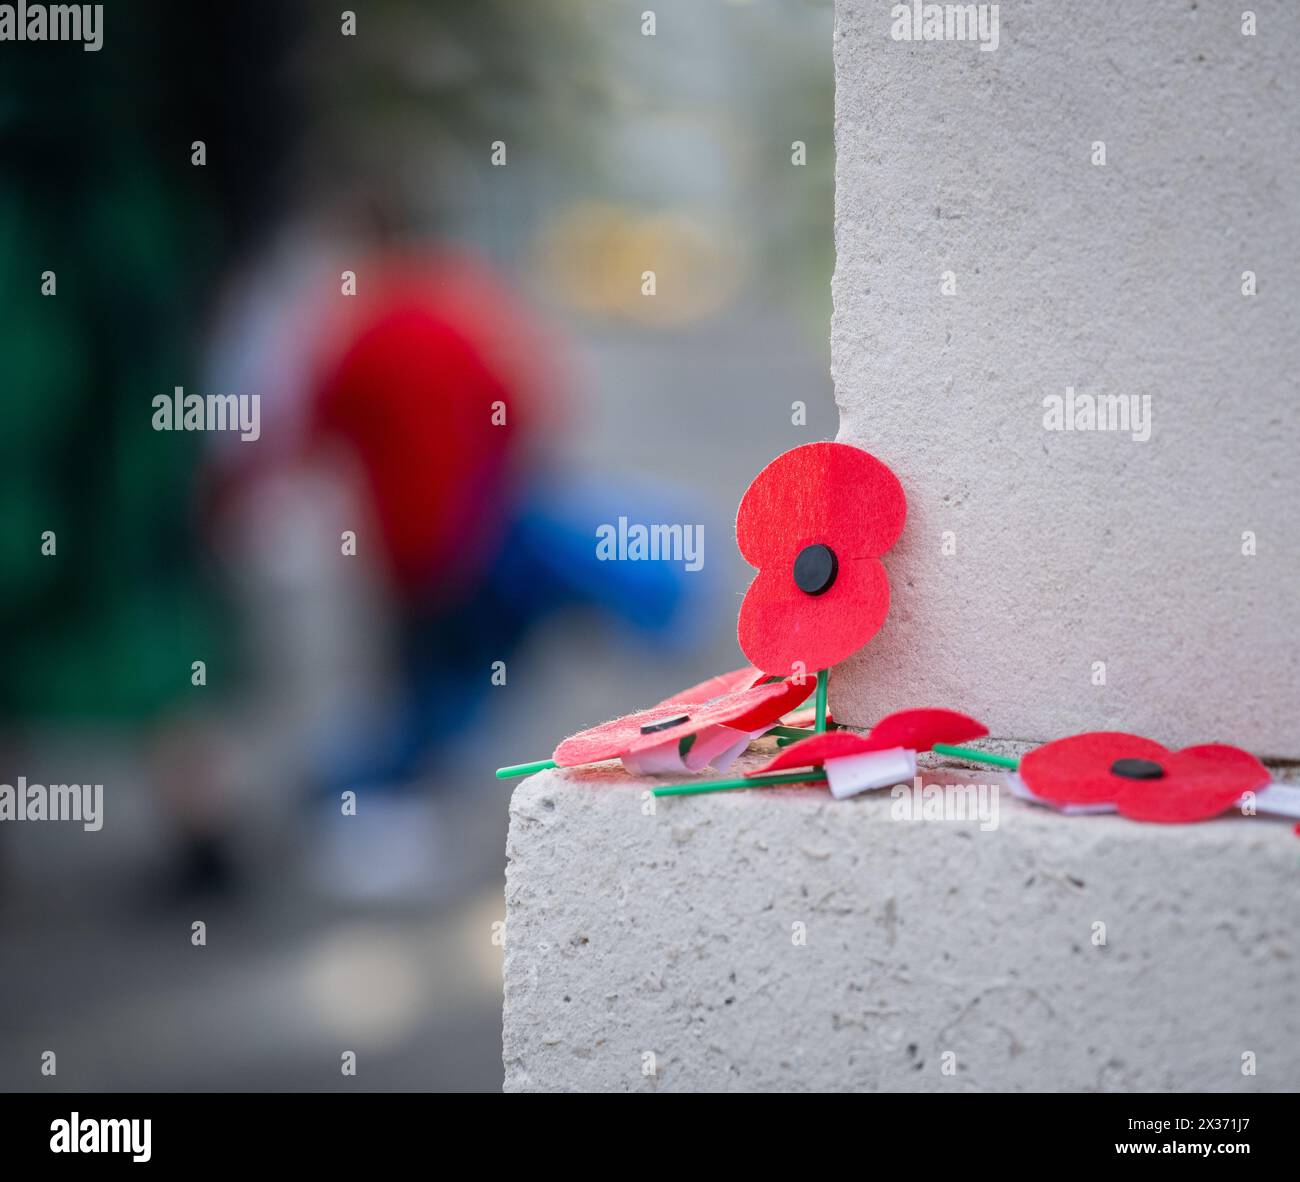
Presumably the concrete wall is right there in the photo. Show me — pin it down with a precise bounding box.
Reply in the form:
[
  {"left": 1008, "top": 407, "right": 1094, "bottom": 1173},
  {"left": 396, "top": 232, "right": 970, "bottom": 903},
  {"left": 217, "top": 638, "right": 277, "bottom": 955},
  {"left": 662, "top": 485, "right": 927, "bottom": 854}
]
[
  {"left": 831, "top": 1, "right": 1299, "bottom": 756},
  {"left": 503, "top": 761, "right": 1300, "bottom": 1092}
]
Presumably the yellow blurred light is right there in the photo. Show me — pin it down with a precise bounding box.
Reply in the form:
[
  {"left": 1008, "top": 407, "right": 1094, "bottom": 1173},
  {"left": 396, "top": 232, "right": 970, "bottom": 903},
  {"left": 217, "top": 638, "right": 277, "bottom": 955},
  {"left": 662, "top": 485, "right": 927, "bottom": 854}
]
[{"left": 533, "top": 200, "right": 740, "bottom": 326}]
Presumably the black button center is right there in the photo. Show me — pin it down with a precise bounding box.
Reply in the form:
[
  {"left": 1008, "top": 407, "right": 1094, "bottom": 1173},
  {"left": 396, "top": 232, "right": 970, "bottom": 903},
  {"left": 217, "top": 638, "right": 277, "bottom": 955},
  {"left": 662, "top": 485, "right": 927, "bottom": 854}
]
[
  {"left": 1110, "top": 757, "right": 1164, "bottom": 780},
  {"left": 793, "top": 543, "right": 838, "bottom": 596},
  {"left": 640, "top": 714, "right": 690, "bottom": 735}
]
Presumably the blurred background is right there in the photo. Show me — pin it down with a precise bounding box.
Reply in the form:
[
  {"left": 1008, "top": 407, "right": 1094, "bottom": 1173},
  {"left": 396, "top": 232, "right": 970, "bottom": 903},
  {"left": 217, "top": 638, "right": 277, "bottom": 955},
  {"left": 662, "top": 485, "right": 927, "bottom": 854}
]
[{"left": 0, "top": 0, "right": 834, "bottom": 1090}]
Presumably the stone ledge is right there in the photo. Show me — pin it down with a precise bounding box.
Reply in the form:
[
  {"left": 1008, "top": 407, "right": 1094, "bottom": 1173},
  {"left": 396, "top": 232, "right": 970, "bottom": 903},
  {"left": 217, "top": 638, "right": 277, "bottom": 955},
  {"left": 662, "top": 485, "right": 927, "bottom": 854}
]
[{"left": 503, "top": 756, "right": 1299, "bottom": 1092}]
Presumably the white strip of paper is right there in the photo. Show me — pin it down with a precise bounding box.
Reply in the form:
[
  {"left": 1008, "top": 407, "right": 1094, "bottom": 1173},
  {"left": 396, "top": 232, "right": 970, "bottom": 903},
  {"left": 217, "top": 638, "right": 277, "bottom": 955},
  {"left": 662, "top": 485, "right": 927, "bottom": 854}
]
[
  {"left": 699, "top": 727, "right": 765, "bottom": 775},
  {"left": 620, "top": 741, "right": 687, "bottom": 776},
  {"left": 1251, "top": 781, "right": 1300, "bottom": 818},
  {"left": 1005, "top": 774, "right": 1117, "bottom": 815},
  {"left": 824, "top": 747, "right": 916, "bottom": 800}
]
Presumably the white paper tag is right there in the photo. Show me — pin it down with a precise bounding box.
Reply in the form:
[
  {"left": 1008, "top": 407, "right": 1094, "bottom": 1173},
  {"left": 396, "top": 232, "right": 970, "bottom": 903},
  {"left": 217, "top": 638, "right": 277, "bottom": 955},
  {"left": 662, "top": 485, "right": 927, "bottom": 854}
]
[
  {"left": 1251, "top": 782, "right": 1300, "bottom": 818},
  {"left": 621, "top": 725, "right": 765, "bottom": 776},
  {"left": 1006, "top": 774, "right": 1117, "bottom": 815},
  {"left": 700, "top": 727, "right": 766, "bottom": 774},
  {"left": 620, "top": 741, "right": 687, "bottom": 776},
  {"left": 824, "top": 747, "right": 916, "bottom": 800}
]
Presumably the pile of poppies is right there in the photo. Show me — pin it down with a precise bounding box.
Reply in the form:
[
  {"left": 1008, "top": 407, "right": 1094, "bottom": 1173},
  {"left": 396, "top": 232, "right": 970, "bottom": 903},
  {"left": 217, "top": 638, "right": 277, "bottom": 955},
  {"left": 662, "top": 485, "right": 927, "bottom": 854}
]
[{"left": 498, "top": 442, "right": 1286, "bottom": 826}]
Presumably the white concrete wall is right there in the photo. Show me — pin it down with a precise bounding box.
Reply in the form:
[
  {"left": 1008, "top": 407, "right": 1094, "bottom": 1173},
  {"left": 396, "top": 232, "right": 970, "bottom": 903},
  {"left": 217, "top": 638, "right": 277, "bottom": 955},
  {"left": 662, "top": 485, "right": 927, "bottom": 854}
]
[
  {"left": 503, "top": 763, "right": 1300, "bottom": 1092},
  {"left": 831, "top": 1, "right": 1299, "bottom": 756}
]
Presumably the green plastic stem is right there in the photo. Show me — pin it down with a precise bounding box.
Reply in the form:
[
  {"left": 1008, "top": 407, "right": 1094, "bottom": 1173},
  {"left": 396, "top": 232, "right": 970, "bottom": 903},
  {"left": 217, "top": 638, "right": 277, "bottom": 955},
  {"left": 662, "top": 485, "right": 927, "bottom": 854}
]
[
  {"left": 495, "top": 759, "right": 558, "bottom": 779},
  {"left": 653, "top": 769, "right": 827, "bottom": 797},
  {"left": 765, "top": 725, "right": 815, "bottom": 740},
  {"left": 931, "top": 744, "right": 1020, "bottom": 770},
  {"left": 814, "top": 669, "right": 829, "bottom": 733}
]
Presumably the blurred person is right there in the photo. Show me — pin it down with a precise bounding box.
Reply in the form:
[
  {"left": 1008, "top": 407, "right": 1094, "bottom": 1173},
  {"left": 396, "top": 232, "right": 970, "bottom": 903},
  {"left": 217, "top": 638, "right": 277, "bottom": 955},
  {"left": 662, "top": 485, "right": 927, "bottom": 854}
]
[
  {"left": 0, "top": 0, "right": 695, "bottom": 904},
  {"left": 205, "top": 238, "right": 712, "bottom": 899}
]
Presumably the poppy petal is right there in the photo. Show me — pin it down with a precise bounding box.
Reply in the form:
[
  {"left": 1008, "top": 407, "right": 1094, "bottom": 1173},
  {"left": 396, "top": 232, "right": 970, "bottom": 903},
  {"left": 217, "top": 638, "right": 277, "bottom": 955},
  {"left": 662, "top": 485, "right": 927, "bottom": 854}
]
[
  {"left": 863, "top": 708, "right": 988, "bottom": 752},
  {"left": 736, "top": 442, "right": 906, "bottom": 567},
  {"left": 738, "top": 555, "right": 890, "bottom": 675},
  {"left": 750, "top": 730, "right": 876, "bottom": 774},
  {"left": 1019, "top": 732, "right": 1169, "bottom": 807},
  {"left": 750, "top": 707, "right": 987, "bottom": 775},
  {"left": 1115, "top": 744, "right": 1270, "bottom": 823},
  {"left": 656, "top": 666, "right": 765, "bottom": 708},
  {"left": 554, "top": 676, "right": 811, "bottom": 767}
]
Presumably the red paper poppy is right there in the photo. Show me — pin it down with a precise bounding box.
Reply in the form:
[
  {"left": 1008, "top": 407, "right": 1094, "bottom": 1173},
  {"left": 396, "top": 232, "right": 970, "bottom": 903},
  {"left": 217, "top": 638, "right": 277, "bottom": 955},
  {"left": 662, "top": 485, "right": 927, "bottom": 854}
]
[
  {"left": 658, "top": 664, "right": 827, "bottom": 729},
  {"left": 781, "top": 706, "right": 834, "bottom": 729},
  {"left": 656, "top": 665, "right": 765, "bottom": 707},
  {"left": 1019, "top": 732, "right": 1271, "bottom": 823},
  {"left": 749, "top": 708, "right": 987, "bottom": 776},
  {"left": 553, "top": 673, "right": 813, "bottom": 768},
  {"left": 736, "top": 442, "right": 906, "bottom": 676}
]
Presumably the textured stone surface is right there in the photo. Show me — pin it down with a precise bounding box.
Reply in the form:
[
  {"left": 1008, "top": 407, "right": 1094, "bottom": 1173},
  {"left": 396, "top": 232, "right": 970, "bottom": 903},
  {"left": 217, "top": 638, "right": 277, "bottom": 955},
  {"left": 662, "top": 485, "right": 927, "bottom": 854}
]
[
  {"left": 502, "top": 758, "right": 1300, "bottom": 1092},
  {"left": 830, "top": 0, "right": 1300, "bottom": 755}
]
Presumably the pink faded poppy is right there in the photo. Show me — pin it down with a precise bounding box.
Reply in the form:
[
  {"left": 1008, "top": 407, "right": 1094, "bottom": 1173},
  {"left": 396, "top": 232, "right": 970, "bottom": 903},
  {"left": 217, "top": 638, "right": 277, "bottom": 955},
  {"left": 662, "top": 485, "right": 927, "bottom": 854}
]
[
  {"left": 656, "top": 665, "right": 765, "bottom": 706},
  {"left": 553, "top": 671, "right": 814, "bottom": 775}
]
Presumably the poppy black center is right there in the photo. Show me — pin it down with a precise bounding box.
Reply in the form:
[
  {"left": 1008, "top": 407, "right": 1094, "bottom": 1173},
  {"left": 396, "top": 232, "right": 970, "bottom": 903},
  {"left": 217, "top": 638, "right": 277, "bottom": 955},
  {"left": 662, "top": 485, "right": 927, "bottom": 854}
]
[
  {"left": 640, "top": 714, "right": 689, "bottom": 735},
  {"left": 794, "top": 543, "right": 838, "bottom": 596},
  {"left": 1110, "top": 757, "right": 1164, "bottom": 780}
]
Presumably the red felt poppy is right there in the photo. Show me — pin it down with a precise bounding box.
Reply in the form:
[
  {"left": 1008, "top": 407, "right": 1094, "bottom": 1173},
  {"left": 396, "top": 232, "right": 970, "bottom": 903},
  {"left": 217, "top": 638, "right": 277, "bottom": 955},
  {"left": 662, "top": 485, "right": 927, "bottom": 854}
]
[
  {"left": 749, "top": 708, "right": 987, "bottom": 776},
  {"left": 736, "top": 442, "right": 906, "bottom": 676},
  {"left": 657, "top": 666, "right": 765, "bottom": 707},
  {"left": 658, "top": 665, "right": 827, "bottom": 729},
  {"left": 553, "top": 674, "right": 813, "bottom": 768},
  {"left": 781, "top": 706, "right": 834, "bottom": 729},
  {"left": 1019, "top": 732, "right": 1271, "bottom": 823}
]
